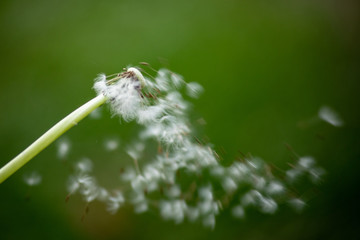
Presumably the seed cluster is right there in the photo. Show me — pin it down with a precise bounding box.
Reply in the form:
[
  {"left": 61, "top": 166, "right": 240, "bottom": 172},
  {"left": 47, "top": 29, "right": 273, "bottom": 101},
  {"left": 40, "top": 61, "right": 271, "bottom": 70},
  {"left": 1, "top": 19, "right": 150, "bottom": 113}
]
[{"left": 65, "top": 67, "right": 325, "bottom": 228}]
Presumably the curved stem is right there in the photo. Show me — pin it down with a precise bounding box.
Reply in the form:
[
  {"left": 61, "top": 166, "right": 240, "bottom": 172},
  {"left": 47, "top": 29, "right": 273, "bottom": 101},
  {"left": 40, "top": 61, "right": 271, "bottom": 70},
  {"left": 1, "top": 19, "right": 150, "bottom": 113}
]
[{"left": 0, "top": 94, "right": 107, "bottom": 184}]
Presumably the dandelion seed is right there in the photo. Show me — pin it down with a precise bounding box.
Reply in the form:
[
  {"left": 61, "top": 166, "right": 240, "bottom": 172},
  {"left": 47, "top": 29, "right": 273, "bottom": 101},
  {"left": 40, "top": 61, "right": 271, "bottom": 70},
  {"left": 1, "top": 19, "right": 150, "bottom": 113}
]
[
  {"left": 134, "top": 202, "right": 148, "bottom": 214},
  {"left": 137, "top": 105, "right": 165, "bottom": 124},
  {"left": 210, "top": 166, "right": 225, "bottom": 177},
  {"left": 186, "top": 82, "right": 203, "bottom": 98},
  {"left": 76, "top": 158, "right": 93, "bottom": 173},
  {"left": 170, "top": 72, "right": 184, "bottom": 88},
  {"left": 104, "top": 138, "right": 119, "bottom": 151},
  {"left": 24, "top": 171, "right": 42, "bottom": 186},
  {"left": 93, "top": 73, "right": 107, "bottom": 94},
  {"left": 97, "top": 188, "right": 109, "bottom": 201},
  {"left": 288, "top": 198, "right": 306, "bottom": 213},
  {"left": 266, "top": 181, "right": 284, "bottom": 195},
  {"left": 298, "top": 156, "right": 315, "bottom": 169},
  {"left": 199, "top": 186, "right": 213, "bottom": 201},
  {"left": 259, "top": 197, "right": 277, "bottom": 214},
  {"left": 160, "top": 200, "right": 187, "bottom": 223},
  {"left": 131, "top": 175, "right": 147, "bottom": 193},
  {"left": 232, "top": 205, "right": 245, "bottom": 219},
  {"left": 126, "top": 142, "right": 145, "bottom": 161},
  {"left": 186, "top": 207, "right": 200, "bottom": 222},
  {"left": 156, "top": 69, "right": 171, "bottom": 91},
  {"left": 107, "top": 191, "right": 125, "bottom": 214},
  {"left": 77, "top": 175, "right": 100, "bottom": 202},
  {"left": 202, "top": 214, "right": 216, "bottom": 229},
  {"left": 252, "top": 176, "right": 266, "bottom": 190},
  {"left": 166, "top": 185, "right": 181, "bottom": 198},
  {"left": 241, "top": 190, "right": 260, "bottom": 206},
  {"left": 67, "top": 176, "right": 80, "bottom": 194},
  {"left": 309, "top": 167, "right": 325, "bottom": 184},
  {"left": 222, "top": 177, "right": 237, "bottom": 193},
  {"left": 286, "top": 168, "right": 302, "bottom": 182},
  {"left": 57, "top": 138, "right": 70, "bottom": 159},
  {"left": 318, "top": 106, "right": 344, "bottom": 127},
  {"left": 120, "top": 168, "right": 137, "bottom": 181}
]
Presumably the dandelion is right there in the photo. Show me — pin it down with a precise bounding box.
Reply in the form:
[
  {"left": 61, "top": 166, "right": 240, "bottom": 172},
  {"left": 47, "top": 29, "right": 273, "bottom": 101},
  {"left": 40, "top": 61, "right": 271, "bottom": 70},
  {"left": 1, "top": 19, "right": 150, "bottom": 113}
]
[{"left": 0, "top": 65, "right": 327, "bottom": 229}]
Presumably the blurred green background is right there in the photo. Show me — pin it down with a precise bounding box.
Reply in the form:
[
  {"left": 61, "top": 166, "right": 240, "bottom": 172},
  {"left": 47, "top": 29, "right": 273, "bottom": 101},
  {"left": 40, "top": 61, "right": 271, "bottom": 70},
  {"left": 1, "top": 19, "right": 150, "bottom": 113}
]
[{"left": 0, "top": 0, "right": 359, "bottom": 239}]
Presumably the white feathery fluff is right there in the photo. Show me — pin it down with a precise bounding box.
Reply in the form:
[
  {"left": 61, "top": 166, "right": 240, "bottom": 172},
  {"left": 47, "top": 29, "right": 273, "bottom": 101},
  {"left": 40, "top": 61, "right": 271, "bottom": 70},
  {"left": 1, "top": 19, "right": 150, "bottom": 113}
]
[{"left": 63, "top": 66, "right": 325, "bottom": 228}]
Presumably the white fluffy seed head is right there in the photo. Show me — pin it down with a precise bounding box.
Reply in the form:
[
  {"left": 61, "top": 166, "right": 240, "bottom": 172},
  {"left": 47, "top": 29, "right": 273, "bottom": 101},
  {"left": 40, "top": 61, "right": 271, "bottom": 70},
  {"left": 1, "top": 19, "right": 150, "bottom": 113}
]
[{"left": 65, "top": 66, "right": 326, "bottom": 226}]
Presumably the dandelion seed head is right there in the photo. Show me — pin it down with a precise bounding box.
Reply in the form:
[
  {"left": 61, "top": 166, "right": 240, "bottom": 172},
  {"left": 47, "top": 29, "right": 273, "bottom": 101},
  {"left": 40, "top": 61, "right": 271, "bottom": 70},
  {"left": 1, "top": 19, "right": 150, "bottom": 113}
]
[{"left": 64, "top": 66, "right": 326, "bottom": 226}]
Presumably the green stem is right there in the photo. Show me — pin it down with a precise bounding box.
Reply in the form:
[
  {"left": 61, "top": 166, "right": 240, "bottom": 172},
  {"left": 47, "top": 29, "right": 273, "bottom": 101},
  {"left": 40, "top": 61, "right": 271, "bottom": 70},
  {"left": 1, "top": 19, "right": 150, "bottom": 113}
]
[{"left": 0, "top": 94, "right": 107, "bottom": 184}]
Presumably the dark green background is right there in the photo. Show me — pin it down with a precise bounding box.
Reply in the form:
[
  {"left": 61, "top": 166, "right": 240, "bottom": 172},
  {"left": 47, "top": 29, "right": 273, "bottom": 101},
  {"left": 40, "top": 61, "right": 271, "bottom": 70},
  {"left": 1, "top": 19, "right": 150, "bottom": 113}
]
[{"left": 1, "top": 0, "right": 359, "bottom": 239}]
